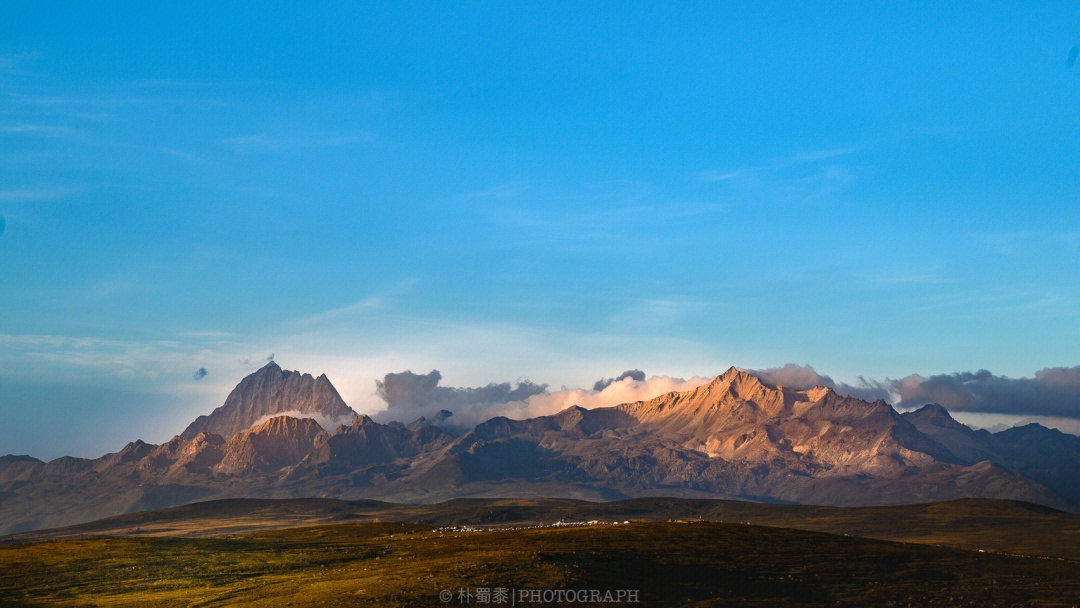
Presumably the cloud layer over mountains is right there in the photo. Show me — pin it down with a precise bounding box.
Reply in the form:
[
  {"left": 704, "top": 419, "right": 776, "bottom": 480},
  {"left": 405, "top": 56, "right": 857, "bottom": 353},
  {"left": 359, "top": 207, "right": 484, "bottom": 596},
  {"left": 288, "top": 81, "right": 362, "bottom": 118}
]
[
  {"left": 373, "top": 369, "right": 710, "bottom": 428},
  {"left": 370, "top": 363, "right": 1080, "bottom": 429},
  {"left": 374, "top": 370, "right": 548, "bottom": 426},
  {"left": 752, "top": 364, "right": 1080, "bottom": 419},
  {"left": 593, "top": 369, "right": 646, "bottom": 391},
  {"left": 750, "top": 364, "right": 894, "bottom": 404},
  {"left": 890, "top": 367, "right": 1080, "bottom": 417}
]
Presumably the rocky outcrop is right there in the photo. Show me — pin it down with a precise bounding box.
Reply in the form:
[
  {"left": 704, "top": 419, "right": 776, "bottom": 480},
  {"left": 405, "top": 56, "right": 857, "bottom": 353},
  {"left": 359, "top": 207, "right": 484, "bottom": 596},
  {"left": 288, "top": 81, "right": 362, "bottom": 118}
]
[
  {"left": 180, "top": 362, "right": 356, "bottom": 440},
  {"left": 215, "top": 416, "right": 328, "bottom": 476}
]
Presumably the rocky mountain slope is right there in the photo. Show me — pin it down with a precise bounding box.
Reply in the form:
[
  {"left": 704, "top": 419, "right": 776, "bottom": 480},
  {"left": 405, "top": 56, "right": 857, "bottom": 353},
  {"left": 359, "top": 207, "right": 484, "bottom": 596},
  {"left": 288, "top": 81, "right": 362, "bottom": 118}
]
[
  {"left": 903, "top": 404, "right": 1080, "bottom": 505},
  {"left": 618, "top": 370, "right": 956, "bottom": 472},
  {"left": 215, "top": 416, "right": 328, "bottom": 476},
  {"left": 180, "top": 362, "right": 356, "bottom": 440},
  {"left": 1, "top": 366, "right": 1076, "bottom": 534}
]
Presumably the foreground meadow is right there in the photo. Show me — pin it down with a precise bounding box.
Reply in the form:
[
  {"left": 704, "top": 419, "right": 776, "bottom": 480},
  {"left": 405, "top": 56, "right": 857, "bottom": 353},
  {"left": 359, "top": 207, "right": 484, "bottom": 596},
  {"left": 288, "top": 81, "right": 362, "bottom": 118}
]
[{"left": 3, "top": 521, "right": 1080, "bottom": 607}]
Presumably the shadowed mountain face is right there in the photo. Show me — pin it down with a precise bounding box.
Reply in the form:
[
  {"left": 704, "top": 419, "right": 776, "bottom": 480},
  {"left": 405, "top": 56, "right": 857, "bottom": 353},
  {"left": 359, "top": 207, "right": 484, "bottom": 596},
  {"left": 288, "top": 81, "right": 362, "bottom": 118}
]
[
  {"left": 903, "top": 404, "right": 1080, "bottom": 506},
  {"left": 301, "top": 415, "right": 455, "bottom": 472},
  {"left": 1, "top": 366, "right": 1077, "bottom": 534},
  {"left": 180, "top": 362, "right": 356, "bottom": 440}
]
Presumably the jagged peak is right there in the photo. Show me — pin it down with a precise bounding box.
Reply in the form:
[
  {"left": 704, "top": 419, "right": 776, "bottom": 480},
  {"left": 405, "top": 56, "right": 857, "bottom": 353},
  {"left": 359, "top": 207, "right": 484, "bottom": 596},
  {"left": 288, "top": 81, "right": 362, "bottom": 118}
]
[
  {"left": 904, "top": 403, "right": 964, "bottom": 426},
  {"left": 337, "top": 414, "right": 377, "bottom": 432},
  {"left": 626, "top": 366, "right": 904, "bottom": 425},
  {"left": 181, "top": 362, "right": 355, "bottom": 441},
  {"left": 191, "top": 431, "right": 225, "bottom": 444},
  {"left": 619, "top": 367, "right": 773, "bottom": 418},
  {"left": 255, "top": 360, "right": 282, "bottom": 374},
  {"left": 111, "top": 439, "right": 155, "bottom": 463},
  {"left": 160, "top": 435, "right": 185, "bottom": 449},
  {"left": 915, "top": 403, "right": 951, "bottom": 417},
  {"left": 804, "top": 385, "right": 834, "bottom": 402},
  {"left": 707, "top": 366, "right": 767, "bottom": 397},
  {"left": 557, "top": 404, "right": 589, "bottom": 415},
  {"left": 246, "top": 361, "right": 321, "bottom": 386},
  {"left": 120, "top": 439, "right": 151, "bottom": 453},
  {"left": 714, "top": 366, "right": 748, "bottom": 382},
  {"left": 711, "top": 368, "right": 845, "bottom": 401}
]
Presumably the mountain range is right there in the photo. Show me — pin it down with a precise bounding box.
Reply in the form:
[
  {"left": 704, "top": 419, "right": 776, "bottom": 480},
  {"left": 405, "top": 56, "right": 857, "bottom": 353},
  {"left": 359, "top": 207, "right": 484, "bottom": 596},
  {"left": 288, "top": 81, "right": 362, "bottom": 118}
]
[{"left": 3, "top": 362, "right": 1079, "bottom": 534}]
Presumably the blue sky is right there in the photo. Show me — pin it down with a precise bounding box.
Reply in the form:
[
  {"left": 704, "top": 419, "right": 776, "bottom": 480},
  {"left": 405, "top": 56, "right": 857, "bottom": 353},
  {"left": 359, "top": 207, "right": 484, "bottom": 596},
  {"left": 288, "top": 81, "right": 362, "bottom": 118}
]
[{"left": 3, "top": 2, "right": 1080, "bottom": 457}]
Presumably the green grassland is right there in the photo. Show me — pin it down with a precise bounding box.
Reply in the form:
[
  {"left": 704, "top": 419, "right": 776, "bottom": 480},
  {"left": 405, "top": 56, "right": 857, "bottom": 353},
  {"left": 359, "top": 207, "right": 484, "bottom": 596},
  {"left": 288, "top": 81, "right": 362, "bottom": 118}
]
[{"left": 3, "top": 521, "right": 1080, "bottom": 607}]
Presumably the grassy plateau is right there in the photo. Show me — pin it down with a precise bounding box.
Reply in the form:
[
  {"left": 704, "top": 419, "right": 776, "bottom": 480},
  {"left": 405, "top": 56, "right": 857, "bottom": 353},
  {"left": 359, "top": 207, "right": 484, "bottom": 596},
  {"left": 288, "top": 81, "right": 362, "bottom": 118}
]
[{"left": 3, "top": 516, "right": 1080, "bottom": 607}]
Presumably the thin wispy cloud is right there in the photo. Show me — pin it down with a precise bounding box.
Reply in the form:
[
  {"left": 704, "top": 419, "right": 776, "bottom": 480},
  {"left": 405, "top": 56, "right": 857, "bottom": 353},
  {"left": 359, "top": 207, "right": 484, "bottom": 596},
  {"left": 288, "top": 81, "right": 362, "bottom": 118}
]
[
  {"left": 132, "top": 79, "right": 262, "bottom": 89},
  {"left": 220, "top": 135, "right": 286, "bottom": 149},
  {"left": 0, "top": 51, "right": 40, "bottom": 74},
  {"left": 974, "top": 230, "right": 1080, "bottom": 256},
  {"left": 904, "top": 284, "right": 1077, "bottom": 321},
  {"left": 175, "top": 330, "right": 236, "bottom": 339},
  {"left": 984, "top": 292, "right": 1078, "bottom": 318},
  {"left": 221, "top": 131, "right": 375, "bottom": 151},
  {"left": 868, "top": 272, "right": 950, "bottom": 286},
  {"left": 0, "top": 333, "right": 113, "bottom": 349},
  {"left": 789, "top": 145, "right": 864, "bottom": 163},
  {"left": 141, "top": 145, "right": 202, "bottom": 163},
  {"left": 0, "top": 187, "right": 77, "bottom": 202},
  {"left": 6, "top": 91, "right": 228, "bottom": 108},
  {"left": 0, "top": 124, "right": 80, "bottom": 138},
  {"left": 580, "top": 179, "right": 652, "bottom": 206},
  {"left": 976, "top": 231, "right": 1033, "bottom": 255},
  {"left": 700, "top": 143, "right": 867, "bottom": 183},
  {"left": 321, "top": 133, "right": 375, "bottom": 145},
  {"left": 459, "top": 181, "right": 529, "bottom": 200},
  {"left": 698, "top": 170, "right": 739, "bottom": 182},
  {"left": 626, "top": 201, "right": 728, "bottom": 218},
  {"left": 296, "top": 296, "right": 388, "bottom": 325},
  {"left": 480, "top": 184, "right": 727, "bottom": 255},
  {"left": 491, "top": 206, "right": 620, "bottom": 246},
  {"left": 695, "top": 142, "right": 864, "bottom": 204},
  {"left": 698, "top": 144, "right": 865, "bottom": 207},
  {"left": 293, "top": 280, "right": 419, "bottom": 326},
  {"left": 607, "top": 296, "right": 710, "bottom": 328}
]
